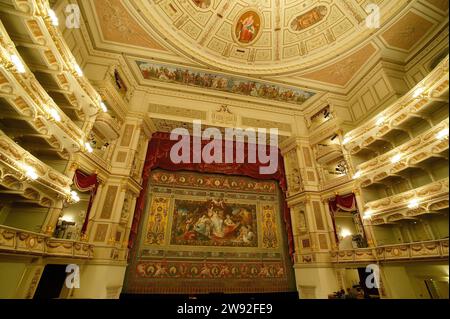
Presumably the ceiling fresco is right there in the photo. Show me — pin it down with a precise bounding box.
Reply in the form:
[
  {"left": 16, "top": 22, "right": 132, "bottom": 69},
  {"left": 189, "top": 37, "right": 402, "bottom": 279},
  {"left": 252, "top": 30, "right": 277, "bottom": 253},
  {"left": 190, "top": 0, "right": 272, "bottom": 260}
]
[{"left": 128, "top": 0, "right": 408, "bottom": 75}]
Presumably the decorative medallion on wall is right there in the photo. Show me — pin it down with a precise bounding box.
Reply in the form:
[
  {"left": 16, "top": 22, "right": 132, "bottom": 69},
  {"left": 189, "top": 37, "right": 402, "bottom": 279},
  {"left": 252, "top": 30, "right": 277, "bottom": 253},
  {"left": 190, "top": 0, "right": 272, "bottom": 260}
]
[
  {"left": 191, "top": 0, "right": 211, "bottom": 9},
  {"left": 234, "top": 10, "right": 262, "bottom": 45},
  {"left": 290, "top": 6, "right": 328, "bottom": 31},
  {"left": 211, "top": 105, "right": 237, "bottom": 125}
]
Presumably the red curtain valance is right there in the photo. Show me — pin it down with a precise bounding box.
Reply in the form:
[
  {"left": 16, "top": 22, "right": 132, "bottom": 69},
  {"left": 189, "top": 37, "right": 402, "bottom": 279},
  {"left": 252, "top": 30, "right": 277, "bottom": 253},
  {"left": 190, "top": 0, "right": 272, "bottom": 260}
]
[
  {"left": 128, "top": 132, "right": 294, "bottom": 260},
  {"left": 328, "top": 193, "right": 357, "bottom": 243},
  {"left": 73, "top": 169, "right": 99, "bottom": 233},
  {"left": 328, "top": 193, "right": 357, "bottom": 214}
]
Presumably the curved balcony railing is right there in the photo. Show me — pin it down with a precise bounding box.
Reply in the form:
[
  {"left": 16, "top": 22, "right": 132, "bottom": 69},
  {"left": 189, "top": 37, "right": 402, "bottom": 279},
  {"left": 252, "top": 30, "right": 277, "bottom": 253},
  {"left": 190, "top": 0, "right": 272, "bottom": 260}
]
[
  {"left": 365, "top": 178, "right": 449, "bottom": 225},
  {"left": 330, "top": 239, "right": 449, "bottom": 263},
  {"left": 344, "top": 56, "right": 449, "bottom": 155},
  {"left": 0, "top": 225, "right": 94, "bottom": 259}
]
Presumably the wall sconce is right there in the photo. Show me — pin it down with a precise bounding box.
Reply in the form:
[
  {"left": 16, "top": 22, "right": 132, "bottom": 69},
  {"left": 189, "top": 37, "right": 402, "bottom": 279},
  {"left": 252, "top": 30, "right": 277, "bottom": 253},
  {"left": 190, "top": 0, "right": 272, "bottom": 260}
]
[
  {"left": 376, "top": 116, "right": 385, "bottom": 126},
  {"left": 23, "top": 164, "right": 38, "bottom": 180},
  {"left": 73, "top": 62, "right": 83, "bottom": 77},
  {"left": 363, "top": 210, "right": 373, "bottom": 220},
  {"left": 10, "top": 54, "right": 26, "bottom": 73},
  {"left": 352, "top": 170, "right": 362, "bottom": 179},
  {"left": 413, "top": 87, "right": 425, "bottom": 98},
  {"left": 340, "top": 228, "right": 352, "bottom": 239},
  {"left": 70, "top": 190, "right": 80, "bottom": 203},
  {"left": 48, "top": 107, "right": 61, "bottom": 122},
  {"left": 342, "top": 136, "right": 351, "bottom": 145},
  {"left": 436, "top": 128, "right": 449, "bottom": 140},
  {"left": 100, "top": 101, "right": 108, "bottom": 113},
  {"left": 391, "top": 154, "right": 402, "bottom": 164},
  {"left": 84, "top": 142, "right": 93, "bottom": 153},
  {"left": 48, "top": 8, "right": 59, "bottom": 26},
  {"left": 407, "top": 199, "right": 420, "bottom": 209}
]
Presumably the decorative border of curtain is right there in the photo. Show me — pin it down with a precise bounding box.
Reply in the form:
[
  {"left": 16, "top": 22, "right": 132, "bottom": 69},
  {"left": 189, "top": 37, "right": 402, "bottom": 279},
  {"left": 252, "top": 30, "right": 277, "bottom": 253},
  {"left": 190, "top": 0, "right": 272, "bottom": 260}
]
[
  {"left": 328, "top": 193, "right": 357, "bottom": 243},
  {"left": 73, "top": 169, "right": 99, "bottom": 234},
  {"left": 128, "top": 132, "right": 294, "bottom": 261}
]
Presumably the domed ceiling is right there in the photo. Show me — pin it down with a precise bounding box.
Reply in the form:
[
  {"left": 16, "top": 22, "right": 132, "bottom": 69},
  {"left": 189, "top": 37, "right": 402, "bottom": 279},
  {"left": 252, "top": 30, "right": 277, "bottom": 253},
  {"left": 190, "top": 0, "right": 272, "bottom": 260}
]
[{"left": 129, "top": 0, "right": 406, "bottom": 75}]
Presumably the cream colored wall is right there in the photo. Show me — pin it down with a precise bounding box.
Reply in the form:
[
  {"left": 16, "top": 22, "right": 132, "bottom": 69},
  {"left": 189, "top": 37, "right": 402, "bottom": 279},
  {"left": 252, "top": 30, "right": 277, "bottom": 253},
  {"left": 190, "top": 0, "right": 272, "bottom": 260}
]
[
  {"left": 426, "top": 212, "right": 449, "bottom": 239},
  {"left": 372, "top": 225, "right": 403, "bottom": 246},
  {"left": 343, "top": 268, "right": 360, "bottom": 289},
  {"left": 0, "top": 261, "right": 27, "bottom": 298},
  {"left": 3, "top": 207, "right": 48, "bottom": 233},
  {"left": 70, "top": 264, "right": 127, "bottom": 299},
  {"left": 294, "top": 267, "right": 339, "bottom": 299},
  {"left": 383, "top": 262, "right": 449, "bottom": 299}
]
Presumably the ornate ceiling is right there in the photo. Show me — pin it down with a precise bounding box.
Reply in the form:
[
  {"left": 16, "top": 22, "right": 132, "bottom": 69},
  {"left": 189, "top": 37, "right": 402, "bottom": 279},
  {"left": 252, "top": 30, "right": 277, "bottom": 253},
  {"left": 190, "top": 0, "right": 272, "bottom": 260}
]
[
  {"left": 127, "top": 0, "right": 407, "bottom": 75},
  {"left": 75, "top": 0, "right": 448, "bottom": 112}
]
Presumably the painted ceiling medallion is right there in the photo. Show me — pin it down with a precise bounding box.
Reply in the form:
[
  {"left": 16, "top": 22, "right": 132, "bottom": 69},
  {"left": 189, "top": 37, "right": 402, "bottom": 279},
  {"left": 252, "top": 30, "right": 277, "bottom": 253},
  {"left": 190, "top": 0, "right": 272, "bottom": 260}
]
[
  {"left": 234, "top": 10, "right": 262, "bottom": 45},
  {"left": 291, "top": 6, "right": 328, "bottom": 31},
  {"left": 191, "top": 0, "right": 211, "bottom": 9}
]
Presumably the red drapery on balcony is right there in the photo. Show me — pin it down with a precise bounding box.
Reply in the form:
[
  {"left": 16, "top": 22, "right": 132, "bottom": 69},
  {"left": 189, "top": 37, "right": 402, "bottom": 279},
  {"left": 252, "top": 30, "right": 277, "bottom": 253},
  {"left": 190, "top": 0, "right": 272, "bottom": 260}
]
[
  {"left": 328, "top": 193, "right": 357, "bottom": 243},
  {"left": 73, "top": 169, "right": 99, "bottom": 233},
  {"left": 128, "top": 132, "right": 294, "bottom": 261}
]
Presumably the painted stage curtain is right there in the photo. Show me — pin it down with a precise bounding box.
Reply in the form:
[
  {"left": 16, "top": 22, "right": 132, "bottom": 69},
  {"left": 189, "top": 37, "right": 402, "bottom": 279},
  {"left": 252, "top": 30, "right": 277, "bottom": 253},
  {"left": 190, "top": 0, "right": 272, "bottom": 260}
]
[
  {"left": 328, "top": 193, "right": 357, "bottom": 243},
  {"left": 128, "top": 132, "right": 294, "bottom": 261},
  {"left": 73, "top": 169, "right": 99, "bottom": 233}
]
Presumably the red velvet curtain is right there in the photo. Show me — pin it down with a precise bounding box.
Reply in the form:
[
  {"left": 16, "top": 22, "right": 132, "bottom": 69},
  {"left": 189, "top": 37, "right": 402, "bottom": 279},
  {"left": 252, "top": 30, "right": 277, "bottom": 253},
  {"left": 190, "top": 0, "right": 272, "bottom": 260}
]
[
  {"left": 128, "top": 132, "right": 294, "bottom": 261},
  {"left": 328, "top": 193, "right": 357, "bottom": 243},
  {"left": 73, "top": 169, "right": 99, "bottom": 233}
]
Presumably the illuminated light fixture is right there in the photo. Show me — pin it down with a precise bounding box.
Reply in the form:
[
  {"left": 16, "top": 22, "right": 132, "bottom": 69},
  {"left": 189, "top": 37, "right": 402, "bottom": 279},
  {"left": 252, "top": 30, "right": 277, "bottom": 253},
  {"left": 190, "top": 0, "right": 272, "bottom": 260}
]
[
  {"left": 413, "top": 87, "right": 425, "bottom": 98},
  {"left": 70, "top": 191, "right": 80, "bottom": 203},
  {"left": 84, "top": 142, "right": 93, "bottom": 153},
  {"left": 23, "top": 164, "right": 38, "bottom": 180},
  {"left": 48, "top": 8, "right": 59, "bottom": 26},
  {"left": 100, "top": 101, "right": 108, "bottom": 112},
  {"left": 10, "top": 54, "right": 26, "bottom": 73},
  {"left": 408, "top": 198, "right": 420, "bottom": 209},
  {"left": 340, "top": 228, "right": 352, "bottom": 239},
  {"left": 342, "top": 136, "right": 352, "bottom": 145},
  {"left": 376, "top": 116, "right": 385, "bottom": 126},
  {"left": 352, "top": 170, "right": 362, "bottom": 179},
  {"left": 62, "top": 215, "right": 75, "bottom": 223},
  {"left": 363, "top": 210, "right": 373, "bottom": 220},
  {"left": 74, "top": 63, "right": 83, "bottom": 76},
  {"left": 436, "top": 128, "right": 449, "bottom": 140},
  {"left": 391, "top": 154, "right": 402, "bottom": 164},
  {"left": 49, "top": 108, "right": 61, "bottom": 122}
]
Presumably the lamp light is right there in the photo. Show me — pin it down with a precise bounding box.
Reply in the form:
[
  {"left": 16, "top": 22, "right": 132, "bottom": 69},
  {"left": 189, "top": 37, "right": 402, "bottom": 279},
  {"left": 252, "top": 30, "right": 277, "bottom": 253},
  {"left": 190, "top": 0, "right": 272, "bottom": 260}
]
[
  {"left": 23, "top": 164, "right": 38, "bottom": 180},
  {"left": 74, "top": 63, "right": 83, "bottom": 76},
  {"left": 84, "top": 142, "right": 93, "bottom": 153},
  {"left": 376, "top": 116, "right": 385, "bottom": 126},
  {"left": 10, "top": 54, "right": 25, "bottom": 73},
  {"left": 70, "top": 191, "right": 80, "bottom": 203},
  {"left": 353, "top": 170, "right": 362, "bottom": 179},
  {"left": 363, "top": 210, "right": 373, "bottom": 220},
  {"left": 413, "top": 87, "right": 425, "bottom": 98},
  {"left": 100, "top": 101, "right": 108, "bottom": 112},
  {"left": 436, "top": 128, "right": 449, "bottom": 140},
  {"left": 343, "top": 136, "right": 351, "bottom": 145},
  {"left": 49, "top": 108, "right": 61, "bottom": 122},
  {"left": 48, "top": 8, "right": 59, "bottom": 26},
  {"left": 391, "top": 154, "right": 402, "bottom": 164},
  {"left": 408, "top": 199, "right": 420, "bottom": 209},
  {"left": 340, "top": 228, "right": 352, "bottom": 239}
]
